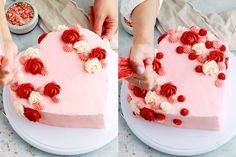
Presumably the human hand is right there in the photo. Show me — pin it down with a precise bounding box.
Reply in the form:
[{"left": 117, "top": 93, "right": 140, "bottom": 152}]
[
  {"left": 0, "top": 40, "right": 17, "bottom": 85},
  {"left": 127, "top": 43, "right": 157, "bottom": 90},
  {"left": 89, "top": 0, "right": 118, "bottom": 39}
]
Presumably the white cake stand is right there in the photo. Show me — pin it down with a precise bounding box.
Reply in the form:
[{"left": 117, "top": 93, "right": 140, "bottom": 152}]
[
  {"left": 3, "top": 51, "right": 118, "bottom": 155},
  {"left": 120, "top": 54, "right": 236, "bottom": 156}
]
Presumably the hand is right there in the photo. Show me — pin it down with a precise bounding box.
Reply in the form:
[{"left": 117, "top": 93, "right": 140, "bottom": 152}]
[
  {"left": 90, "top": 0, "right": 118, "bottom": 39},
  {"left": 127, "top": 43, "right": 157, "bottom": 90},
  {"left": 0, "top": 40, "right": 17, "bottom": 85}
]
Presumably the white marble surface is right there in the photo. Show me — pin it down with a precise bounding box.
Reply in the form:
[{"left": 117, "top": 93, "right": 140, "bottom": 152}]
[
  {"left": 118, "top": 0, "right": 236, "bottom": 156},
  {"left": 0, "top": 0, "right": 118, "bottom": 157}
]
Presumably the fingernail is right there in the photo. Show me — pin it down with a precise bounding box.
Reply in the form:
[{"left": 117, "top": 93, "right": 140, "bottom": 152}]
[
  {"left": 2, "top": 65, "right": 12, "bottom": 74},
  {"left": 136, "top": 66, "right": 144, "bottom": 75}
]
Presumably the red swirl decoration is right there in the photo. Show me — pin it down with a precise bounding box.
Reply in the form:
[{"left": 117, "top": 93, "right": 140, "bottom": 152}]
[
  {"left": 61, "top": 29, "right": 80, "bottom": 44},
  {"left": 44, "top": 82, "right": 61, "bottom": 98},
  {"left": 208, "top": 50, "right": 224, "bottom": 63},
  {"left": 140, "top": 107, "right": 155, "bottom": 121},
  {"left": 24, "top": 107, "right": 41, "bottom": 122},
  {"left": 89, "top": 47, "right": 107, "bottom": 60},
  {"left": 160, "top": 83, "right": 177, "bottom": 98},
  {"left": 16, "top": 83, "right": 35, "bottom": 99},
  {"left": 133, "top": 86, "right": 148, "bottom": 98},
  {"left": 152, "top": 59, "right": 162, "bottom": 74},
  {"left": 25, "top": 58, "right": 44, "bottom": 75},
  {"left": 38, "top": 33, "right": 48, "bottom": 44},
  {"left": 180, "top": 31, "right": 199, "bottom": 46}
]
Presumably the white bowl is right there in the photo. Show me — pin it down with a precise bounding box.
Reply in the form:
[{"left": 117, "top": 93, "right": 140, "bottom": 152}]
[{"left": 6, "top": 1, "right": 38, "bottom": 34}]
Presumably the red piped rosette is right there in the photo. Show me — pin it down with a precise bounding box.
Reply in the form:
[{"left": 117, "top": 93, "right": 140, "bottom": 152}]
[{"left": 160, "top": 26, "right": 229, "bottom": 88}]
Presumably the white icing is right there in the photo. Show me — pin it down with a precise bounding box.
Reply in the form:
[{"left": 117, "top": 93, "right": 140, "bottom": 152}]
[
  {"left": 203, "top": 60, "right": 219, "bottom": 75},
  {"left": 85, "top": 58, "right": 102, "bottom": 74},
  {"left": 14, "top": 102, "right": 24, "bottom": 116},
  {"left": 160, "top": 101, "right": 172, "bottom": 112},
  {"left": 145, "top": 91, "right": 159, "bottom": 104},
  {"left": 207, "top": 33, "right": 217, "bottom": 41},
  {"left": 24, "top": 48, "right": 38, "bottom": 58},
  {"left": 53, "top": 25, "right": 69, "bottom": 31},
  {"left": 192, "top": 43, "right": 207, "bottom": 55},
  {"left": 73, "top": 40, "right": 88, "bottom": 53},
  {"left": 156, "top": 77, "right": 166, "bottom": 86},
  {"left": 130, "top": 100, "right": 140, "bottom": 114},
  {"left": 29, "top": 91, "right": 42, "bottom": 104},
  {"left": 176, "top": 26, "right": 187, "bottom": 32}
]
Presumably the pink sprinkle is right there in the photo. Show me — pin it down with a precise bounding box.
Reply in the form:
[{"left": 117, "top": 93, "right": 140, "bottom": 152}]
[
  {"left": 190, "top": 26, "right": 200, "bottom": 33},
  {"left": 198, "top": 36, "right": 206, "bottom": 43},
  {"left": 158, "top": 67, "right": 166, "bottom": 76},
  {"left": 153, "top": 86, "right": 160, "bottom": 94},
  {"left": 52, "top": 96, "right": 60, "bottom": 103},
  {"left": 218, "top": 62, "right": 225, "bottom": 71},
  {"left": 183, "top": 45, "right": 192, "bottom": 54},
  {"left": 19, "top": 56, "right": 29, "bottom": 64},
  {"left": 213, "top": 40, "right": 222, "bottom": 49},
  {"left": 167, "top": 28, "right": 175, "bottom": 35},
  {"left": 63, "top": 44, "right": 74, "bottom": 52},
  {"left": 127, "top": 95, "right": 132, "bottom": 103},
  {"left": 197, "top": 54, "right": 207, "bottom": 63},
  {"left": 215, "top": 79, "right": 224, "bottom": 88},
  {"left": 70, "top": 24, "right": 81, "bottom": 32},
  {"left": 137, "top": 102, "right": 146, "bottom": 109},
  {"left": 168, "top": 35, "right": 179, "bottom": 43},
  {"left": 150, "top": 103, "right": 160, "bottom": 110},
  {"left": 33, "top": 103, "right": 44, "bottom": 111},
  {"left": 78, "top": 53, "right": 90, "bottom": 61},
  {"left": 168, "top": 96, "right": 176, "bottom": 104},
  {"left": 41, "top": 67, "right": 48, "bottom": 76},
  {"left": 36, "top": 87, "right": 44, "bottom": 95}
]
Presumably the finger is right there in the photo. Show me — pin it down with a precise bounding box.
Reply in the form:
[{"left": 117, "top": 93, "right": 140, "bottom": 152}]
[
  {"left": 93, "top": 14, "right": 105, "bottom": 36},
  {"left": 102, "top": 21, "right": 118, "bottom": 39},
  {"left": 1, "top": 56, "right": 12, "bottom": 74},
  {"left": 129, "top": 52, "right": 145, "bottom": 75},
  {"left": 89, "top": 6, "right": 94, "bottom": 26}
]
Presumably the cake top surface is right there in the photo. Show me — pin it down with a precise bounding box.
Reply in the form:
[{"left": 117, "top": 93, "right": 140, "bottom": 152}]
[{"left": 10, "top": 25, "right": 110, "bottom": 122}]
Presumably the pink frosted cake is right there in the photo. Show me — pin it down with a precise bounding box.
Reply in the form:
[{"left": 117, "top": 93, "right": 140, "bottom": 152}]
[
  {"left": 9, "top": 25, "right": 111, "bottom": 128},
  {"left": 126, "top": 26, "right": 229, "bottom": 130}
]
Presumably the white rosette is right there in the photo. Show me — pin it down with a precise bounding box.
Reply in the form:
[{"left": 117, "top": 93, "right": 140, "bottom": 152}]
[
  {"left": 85, "top": 58, "right": 102, "bottom": 74},
  {"left": 160, "top": 101, "right": 172, "bottom": 112},
  {"left": 74, "top": 40, "right": 88, "bottom": 53},
  {"left": 24, "top": 47, "right": 38, "bottom": 58},
  {"left": 29, "top": 91, "right": 42, "bottom": 104},
  {"left": 192, "top": 43, "right": 207, "bottom": 55},
  {"left": 130, "top": 99, "right": 140, "bottom": 114},
  {"left": 145, "top": 91, "right": 159, "bottom": 104},
  {"left": 203, "top": 60, "right": 219, "bottom": 75}
]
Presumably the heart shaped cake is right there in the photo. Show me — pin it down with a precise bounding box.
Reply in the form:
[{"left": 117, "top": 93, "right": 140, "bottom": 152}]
[
  {"left": 9, "top": 25, "right": 112, "bottom": 128},
  {"left": 126, "top": 26, "right": 229, "bottom": 130}
]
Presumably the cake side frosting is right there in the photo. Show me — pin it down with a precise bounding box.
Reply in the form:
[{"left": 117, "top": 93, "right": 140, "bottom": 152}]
[
  {"left": 126, "top": 26, "right": 229, "bottom": 130},
  {"left": 9, "top": 25, "right": 110, "bottom": 128}
]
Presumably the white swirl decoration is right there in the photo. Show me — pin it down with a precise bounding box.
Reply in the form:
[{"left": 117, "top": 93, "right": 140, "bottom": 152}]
[
  {"left": 192, "top": 43, "right": 207, "bottom": 55},
  {"left": 24, "top": 48, "right": 38, "bottom": 58},
  {"left": 203, "top": 60, "right": 219, "bottom": 75},
  {"left": 14, "top": 102, "right": 24, "bottom": 115},
  {"left": 207, "top": 33, "right": 217, "bottom": 41},
  {"left": 74, "top": 40, "right": 88, "bottom": 53},
  {"left": 145, "top": 91, "right": 159, "bottom": 104},
  {"left": 29, "top": 91, "right": 42, "bottom": 104},
  {"left": 54, "top": 25, "right": 69, "bottom": 31},
  {"left": 85, "top": 58, "right": 102, "bottom": 74},
  {"left": 130, "top": 99, "right": 140, "bottom": 114},
  {"left": 160, "top": 101, "right": 172, "bottom": 112}
]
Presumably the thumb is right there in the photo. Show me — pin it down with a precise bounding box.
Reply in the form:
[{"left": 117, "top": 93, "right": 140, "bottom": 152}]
[
  {"left": 130, "top": 54, "right": 145, "bottom": 75},
  {"left": 93, "top": 15, "right": 105, "bottom": 37},
  {"left": 1, "top": 56, "right": 13, "bottom": 74}
]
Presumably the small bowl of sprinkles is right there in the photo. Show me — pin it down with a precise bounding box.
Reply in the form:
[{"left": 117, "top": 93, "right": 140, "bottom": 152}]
[{"left": 6, "top": 1, "right": 38, "bottom": 34}]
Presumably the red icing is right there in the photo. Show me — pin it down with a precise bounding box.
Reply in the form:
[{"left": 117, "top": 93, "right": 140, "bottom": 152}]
[
  {"left": 61, "top": 29, "right": 80, "bottom": 44},
  {"left": 152, "top": 60, "right": 162, "bottom": 74},
  {"left": 44, "top": 82, "right": 61, "bottom": 98},
  {"left": 24, "top": 107, "right": 41, "bottom": 122},
  {"left": 156, "top": 113, "right": 166, "bottom": 121},
  {"left": 180, "top": 108, "right": 189, "bottom": 116},
  {"left": 218, "top": 73, "right": 226, "bottom": 80},
  {"left": 208, "top": 50, "right": 224, "bottom": 63},
  {"left": 219, "top": 45, "right": 226, "bottom": 52},
  {"left": 173, "top": 119, "right": 182, "bottom": 125},
  {"left": 177, "top": 95, "right": 185, "bottom": 102},
  {"left": 195, "top": 65, "right": 203, "bottom": 73},
  {"left": 38, "top": 33, "right": 48, "bottom": 44},
  {"left": 205, "top": 41, "right": 213, "bottom": 49},
  {"left": 16, "top": 83, "right": 35, "bottom": 99},
  {"left": 188, "top": 52, "right": 198, "bottom": 60},
  {"left": 156, "top": 52, "right": 164, "bottom": 59},
  {"left": 160, "top": 83, "right": 177, "bottom": 98},
  {"left": 180, "top": 31, "right": 199, "bottom": 46},
  {"left": 140, "top": 107, "right": 155, "bottom": 121},
  {"left": 25, "top": 58, "right": 44, "bottom": 75},
  {"left": 157, "top": 33, "right": 167, "bottom": 44},
  {"left": 89, "top": 47, "right": 106, "bottom": 60},
  {"left": 176, "top": 46, "right": 184, "bottom": 54},
  {"left": 199, "top": 28, "right": 207, "bottom": 36},
  {"left": 133, "top": 86, "right": 148, "bottom": 98}
]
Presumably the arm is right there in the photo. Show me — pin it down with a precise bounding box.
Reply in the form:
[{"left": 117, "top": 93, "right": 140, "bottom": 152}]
[
  {"left": 0, "top": 0, "right": 12, "bottom": 42},
  {"left": 127, "top": 0, "right": 159, "bottom": 90}
]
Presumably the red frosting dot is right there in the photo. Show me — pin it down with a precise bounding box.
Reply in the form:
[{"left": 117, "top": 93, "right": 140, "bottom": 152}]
[
  {"left": 176, "top": 46, "right": 184, "bottom": 54},
  {"left": 177, "top": 95, "right": 185, "bottom": 102},
  {"left": 218, "top": 73, "right": 226, "bottom": 80},
  {"left": 199, "top": 28, "right": 207, "bottom": 36},
  {"left": 195, "top": 65, "right": 203, "bottom": 73},
  {"left": 188, "top": 52, "right": 198, "bottom": 60},
  {"left": 205, "top": 41, "right": 213, "bottom": 49},
  {"left": 156, "top": 52, "right": 164, "bottom": 59},
  {"left": 173, "top": 119, "right": 182, "bottom": 125},
  {"left": 219, "top": 45, "right": 226, "bottom": 52},
  {"left": 180, "top": 108, "right": 189, "bottom": 116},
  {"left": 156, "top": 113, "right": 166, "bottom": 121},
  {"left": 158, "top": 33, "right": 167, "bottom": 44}
]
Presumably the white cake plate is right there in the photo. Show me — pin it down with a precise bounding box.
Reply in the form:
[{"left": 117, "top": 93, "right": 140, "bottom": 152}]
[
  {"left": 3, "top": 51, "right": 118, "bottom": 155},
  {"left": 121, "top": 54, "right": 236, "bottom": 156}
]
